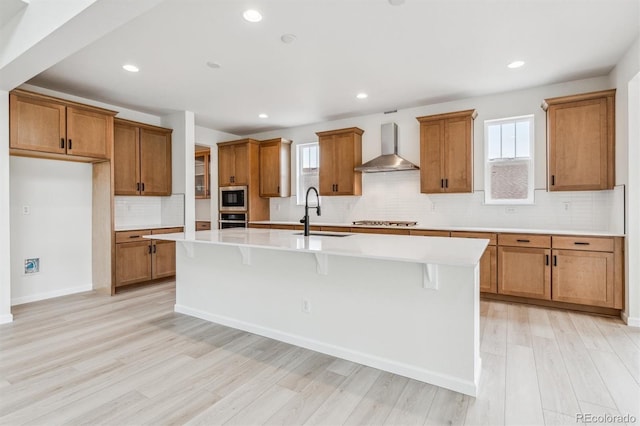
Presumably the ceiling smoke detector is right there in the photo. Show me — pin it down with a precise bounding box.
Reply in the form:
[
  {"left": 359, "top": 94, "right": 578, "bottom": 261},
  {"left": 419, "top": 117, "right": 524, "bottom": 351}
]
[{"left": 280, "top": 34, "right": 297, "bottom": 44}]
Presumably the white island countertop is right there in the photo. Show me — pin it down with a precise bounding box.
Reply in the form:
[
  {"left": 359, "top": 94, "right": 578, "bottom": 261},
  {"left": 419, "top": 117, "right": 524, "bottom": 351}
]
[{"left": 150, "top": 227, "right": 488, "bottom": 267}]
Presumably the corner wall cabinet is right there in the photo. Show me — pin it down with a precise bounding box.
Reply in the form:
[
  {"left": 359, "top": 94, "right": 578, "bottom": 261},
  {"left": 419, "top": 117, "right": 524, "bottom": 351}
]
[
  {"left": 115, "top": 227, "right": 183, "bottom": 288},
  {"left": 259, "top": 138, "right": 292, "bottom": 197},
  {"left": 9, "top": 89, "right": 116, "bottom": 162},
  {"left": 416, "top": 109, "right": 476, "bottom": 194},
  {"left": 195, "top": 147, "right": 211, "bottom": 199},
  {"left": 316, "top": 127, "right": 363, "bottom": 196},
  {"left": 543, "top": 89, "right": 615, "bottom": 191},
  {"left": 114, "top": 118, "right": 172, "bottom": 196}
]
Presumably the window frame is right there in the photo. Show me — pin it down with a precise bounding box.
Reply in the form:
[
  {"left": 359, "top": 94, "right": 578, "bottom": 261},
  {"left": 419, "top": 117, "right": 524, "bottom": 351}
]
[
  {"left": 483, "top": 114, "right": 535, "bottom": 205},
  {"left": 296, "top": 142, "right": 320, "bottom": 205}
]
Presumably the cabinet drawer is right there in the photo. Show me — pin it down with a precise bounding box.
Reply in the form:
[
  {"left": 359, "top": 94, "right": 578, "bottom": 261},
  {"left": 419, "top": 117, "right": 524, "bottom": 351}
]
[
  {"left": 451, "top": 231, "right": 497, "bottom": 245},
  {"left": 321, "top": 226, "right": 349, "bottom": 232},
  {"left": 498, "top": 234, "right": 551, "bottom": 248},
  {"left": 410, "top": 230, "right": 450, "bottom": 237},
  {"left": 552, "top": 236, "right": 614, "bottom": 252},
  {"left": 352, "top": 227, "right": 410, "bottom": 235},
  {"left": 196, "top": 221, "right": 211, "bottom": 231},
  {"left": 151, "top": 227, "right": 184, "bottom": 235},
  {"left": 115, "top": 230, "right": 151, "bottom": 243}
]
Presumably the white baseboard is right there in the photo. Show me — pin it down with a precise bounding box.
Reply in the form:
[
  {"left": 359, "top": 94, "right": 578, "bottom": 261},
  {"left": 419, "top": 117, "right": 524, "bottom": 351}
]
[
  {"left": 175, "top": 303, "right": 479, "bottom": 397},
  {"left": 622, "top": 311, "right": 640, "bottom": 327},
  {"left": 0, "top": 313, "right": 14, "bottom": 324},
  {"left": 11, "top": 284, "right": 93, "bottom": 306}
]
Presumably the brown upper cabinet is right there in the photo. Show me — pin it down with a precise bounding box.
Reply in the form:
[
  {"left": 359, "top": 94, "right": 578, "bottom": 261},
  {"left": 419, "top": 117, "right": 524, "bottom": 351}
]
[
  {"left": 259, "top": 138, "right": 292, "bottom": 197},
  {"left": 9, "top": 89, "right": 116, "bottom": 161},
  {"left": 195, "top": 146, "right": 211, "bottom": 199},
  {"left": 114, "top": 118, "right": 172, "bottom": 196},
  {"left": 218, "top": 139, "right": 256, "bottom": 186},
  {"left": 543, "top": 89, "right": 615, "bottom": 191},
  {"left": 417, "top": 109, "right": 476, "bottom": 194},
  {"left": 316, "top": 127, "right": 363, "bottom": 196}
]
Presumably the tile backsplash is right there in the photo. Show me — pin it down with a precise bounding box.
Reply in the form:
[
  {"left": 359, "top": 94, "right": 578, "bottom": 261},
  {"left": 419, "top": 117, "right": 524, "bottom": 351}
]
[
  {"left": 115, "top": 194, "right": 184, "bottom": 229},
  {"left": 269, "top": 171, "right": 624, "bottom": 234}
]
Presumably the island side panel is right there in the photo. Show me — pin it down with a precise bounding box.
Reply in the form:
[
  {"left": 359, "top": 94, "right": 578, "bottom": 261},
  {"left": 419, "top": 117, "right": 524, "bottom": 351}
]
[{"left": 174, "top": 242, "right": 480, "bottom": 396}]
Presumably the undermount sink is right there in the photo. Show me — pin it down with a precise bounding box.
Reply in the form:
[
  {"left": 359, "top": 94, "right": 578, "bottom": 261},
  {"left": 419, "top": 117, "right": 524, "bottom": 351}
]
[{"left": 293, "top": 232, "right": 352, "bottom": 238}]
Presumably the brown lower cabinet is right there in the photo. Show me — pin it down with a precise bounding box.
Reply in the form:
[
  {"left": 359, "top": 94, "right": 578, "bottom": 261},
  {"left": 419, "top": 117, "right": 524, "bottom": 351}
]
[
  {"left": 451, "top": 231, "right": 497, "bottom": 294},
  {"left": 115, "top": 227, "right": 183, "bottom": 289},
  {"left": 244, "top": 223, "right": 623, "bottom": 311},
  {"left": 498, "top": 246, "right": 552, "bottom": 300}
]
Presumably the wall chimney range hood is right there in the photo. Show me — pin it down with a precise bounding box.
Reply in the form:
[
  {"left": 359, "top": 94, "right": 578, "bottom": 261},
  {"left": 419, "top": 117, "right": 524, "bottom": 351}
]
[{"left": 354, "top": 122, "right": 419, "bottom": 173}]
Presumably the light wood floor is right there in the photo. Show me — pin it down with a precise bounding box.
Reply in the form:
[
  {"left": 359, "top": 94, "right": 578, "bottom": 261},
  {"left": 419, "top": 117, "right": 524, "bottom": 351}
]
[{"left": 1, "top": 281, "right": 638, "bottom": 426}]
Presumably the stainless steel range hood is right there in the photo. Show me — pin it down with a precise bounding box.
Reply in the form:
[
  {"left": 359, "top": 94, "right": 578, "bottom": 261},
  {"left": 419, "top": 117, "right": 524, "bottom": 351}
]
[{"left": 354, "top": 122, "right": 419, "bottom": 173}]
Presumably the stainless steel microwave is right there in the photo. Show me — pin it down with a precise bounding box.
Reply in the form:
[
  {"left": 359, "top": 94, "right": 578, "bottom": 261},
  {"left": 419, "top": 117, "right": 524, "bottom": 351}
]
[{"left": 219, "top": 186, "right": 247, "bottom": 212}]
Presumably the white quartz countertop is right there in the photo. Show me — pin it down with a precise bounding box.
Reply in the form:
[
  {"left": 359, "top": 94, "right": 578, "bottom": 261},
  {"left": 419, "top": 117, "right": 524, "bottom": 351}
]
[
  {"left": 248, "top": 221, "right": 625, "bottom": 237},
  {"left": 150, "top": 228, "right": 489, "bottom": 267}
]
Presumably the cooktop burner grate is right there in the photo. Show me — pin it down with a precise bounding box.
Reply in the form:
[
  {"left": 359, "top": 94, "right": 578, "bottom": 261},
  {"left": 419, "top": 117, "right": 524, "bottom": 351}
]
[{"left": 352, "top": 220, "right": 418, "bottom": 227}]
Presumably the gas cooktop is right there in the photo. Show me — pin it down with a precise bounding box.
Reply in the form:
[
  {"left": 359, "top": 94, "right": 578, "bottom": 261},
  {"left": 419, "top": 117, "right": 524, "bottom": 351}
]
[{"left": 352, "top": 220, "right": 418, "bottom": 227}]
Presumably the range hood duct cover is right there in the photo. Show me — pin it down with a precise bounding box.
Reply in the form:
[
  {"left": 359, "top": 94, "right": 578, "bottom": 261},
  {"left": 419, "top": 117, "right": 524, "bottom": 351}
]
[{"left": 354, "top": 122, "right": 419, "bottom": 173}]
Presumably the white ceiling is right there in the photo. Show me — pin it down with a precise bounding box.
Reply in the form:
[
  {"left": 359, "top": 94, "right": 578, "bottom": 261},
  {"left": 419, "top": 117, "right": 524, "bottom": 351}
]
[{"left": 27, "top": 0, "right": 639, "bottom": 136}]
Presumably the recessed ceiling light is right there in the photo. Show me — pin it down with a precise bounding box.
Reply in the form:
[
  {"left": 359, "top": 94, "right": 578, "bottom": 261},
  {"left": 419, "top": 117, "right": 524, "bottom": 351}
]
[
  {"left": 388, "top": 0, "right": 405, "bottom": 5},
  {"left": 206, "top": 61, "right": 221, "bottom": 69},
  {"left": 258, "top": 113, "right": 268, "bottom": 119},
  {"left": 243, "top": 9, "right": 262, "bottom": 22},
  {"left": 122, "top": 64, "right": 139, "bottom": 73},
  {"left": 280, "top": 34, "right": 297, "bottom": 44},
  {"left": 356, "top": 93, "right": 368, "bottom": 99},
  {"left": 507, "top": 60, "right": 525, "bottom": 69}
]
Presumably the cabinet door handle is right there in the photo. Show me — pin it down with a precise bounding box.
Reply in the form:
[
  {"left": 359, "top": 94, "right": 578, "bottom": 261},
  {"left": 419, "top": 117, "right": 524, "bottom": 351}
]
[
  {"left": 335, "top": 184, "right": 338, "bottom": 192},
  {"left": 445, "top": 178, "right": 448, "bottom": 188},
  {"left": 574, "top": 242, "right": 590, "bottom": 245},
  {"left": 545, "top": 254, "right": 549, "bottom": 265},
  {"left": 137, "top": 182, "right": 141, "bottom": 192},
  {"left": 141, "top": 183, "right": 145, "bottom": 192},
  {"left": 551, "top": 175, "right": 555, "bottom": 186},
  {"left": 68, "top": 139, "right": 72, "bottom": 149},
  {"left": 553, "top": 255, "right": 557, "bottom": 266},
  {"left": 148, "top": 245, "right": 152, "bottom": 254},
  {"left": 440, "top": 179, "right": 444, "bottom": 188},
  {"left": 129, "top": 235, "right": 140, "bottom": 239},
  {"left": 153, "top": 244, "right": 157, "bottom": 254},
  {"left": 277, "top": 185, "right": 280, "bottom": 193},
  {"left": 60, "top": 138, "right": 65, "bottom": 149},
  {"left": 516, "top": 239, "right": 530, "bottom": 243}
]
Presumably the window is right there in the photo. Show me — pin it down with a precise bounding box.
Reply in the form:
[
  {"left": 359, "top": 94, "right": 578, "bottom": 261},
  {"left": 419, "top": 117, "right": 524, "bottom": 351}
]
[
  {"left": 484, "top": 115, "right": 534, "bottom": 204},
  {"left": 296, "top": 143, "right": 319, "bottom": 205}
]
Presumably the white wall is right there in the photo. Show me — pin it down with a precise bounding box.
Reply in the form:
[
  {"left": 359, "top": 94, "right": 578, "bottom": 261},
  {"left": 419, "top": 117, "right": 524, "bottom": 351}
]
[
  {"left": 609, "top": 37, "right": 640, "bottom": 325},
  {"left": 9, "top": 157, "right": 93, "bottom": 305},
  {"left": 0, "top": 90, "right": 11, "bottom": 323},
  {"left": 247, "top": 76, "right": 620, "bottom": 232},
  {"left": 162, "top": 112, "right": 196, "bottom": 237},
  {"left": 194, "top": 125, "right": 239, "bottom": 225}
]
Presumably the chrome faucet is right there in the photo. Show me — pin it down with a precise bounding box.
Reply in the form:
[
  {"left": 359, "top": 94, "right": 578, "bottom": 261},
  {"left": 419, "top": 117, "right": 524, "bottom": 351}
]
[{"left": 300, "top": 186, "right": 321, "bottom": 236}]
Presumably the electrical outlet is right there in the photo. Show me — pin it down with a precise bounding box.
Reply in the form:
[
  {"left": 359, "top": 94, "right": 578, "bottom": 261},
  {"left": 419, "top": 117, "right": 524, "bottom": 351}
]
[
  {"left": 302, "top": 299, "right": 311, "bottom": 314},
  {"left": 22, "top": 205, "right": 30, "bottom": 215},
  {"left": 431, "top": 202, "right": 436, "bottom": 212},
  {"left": 505, "top": 207, "right": 517, "bottom": 214},
  {"left": 563, "top": 202, "right": 571, "bottom": 211}
]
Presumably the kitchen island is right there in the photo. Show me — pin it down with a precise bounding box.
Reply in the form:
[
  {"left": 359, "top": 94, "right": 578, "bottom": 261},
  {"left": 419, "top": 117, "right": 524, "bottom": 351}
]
[{"left": 150, "top": 228, "right": 488, "bottom": 396}]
